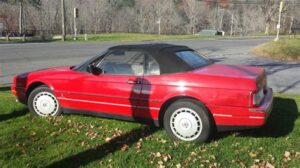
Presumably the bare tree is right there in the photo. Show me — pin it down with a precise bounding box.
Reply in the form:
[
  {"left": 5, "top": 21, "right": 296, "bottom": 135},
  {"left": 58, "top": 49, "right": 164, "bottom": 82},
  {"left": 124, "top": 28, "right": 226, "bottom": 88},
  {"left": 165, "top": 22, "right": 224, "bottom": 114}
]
[
  {"left": 1, "top": 0, "right": 300, "bottom": 36},
  {"left": 183, "top": 0, "right": 200, "bottom": 34}
]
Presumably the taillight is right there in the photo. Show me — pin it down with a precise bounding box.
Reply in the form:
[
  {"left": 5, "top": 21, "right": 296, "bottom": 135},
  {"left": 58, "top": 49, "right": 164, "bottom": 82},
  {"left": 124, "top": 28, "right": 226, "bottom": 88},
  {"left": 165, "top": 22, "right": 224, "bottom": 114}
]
[{"left": 252, "top": 88, "right": 264, "bottom": 106}]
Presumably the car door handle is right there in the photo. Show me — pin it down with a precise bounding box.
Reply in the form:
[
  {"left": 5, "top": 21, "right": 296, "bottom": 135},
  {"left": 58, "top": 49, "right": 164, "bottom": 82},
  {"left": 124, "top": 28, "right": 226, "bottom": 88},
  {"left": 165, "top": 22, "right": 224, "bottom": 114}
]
[{"left": 127, "top": 80, "right": 142, "bottom": 84}]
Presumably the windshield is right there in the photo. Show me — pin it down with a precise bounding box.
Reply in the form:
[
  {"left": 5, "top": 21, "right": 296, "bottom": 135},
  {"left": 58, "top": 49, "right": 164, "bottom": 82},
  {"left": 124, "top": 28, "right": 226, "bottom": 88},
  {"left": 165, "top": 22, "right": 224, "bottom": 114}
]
[
  {"left": 175, "top": 50, "right": 212, "bottom": 69},
  {"left": 72, "top": 50, "right": 108, "bottom": 71}
]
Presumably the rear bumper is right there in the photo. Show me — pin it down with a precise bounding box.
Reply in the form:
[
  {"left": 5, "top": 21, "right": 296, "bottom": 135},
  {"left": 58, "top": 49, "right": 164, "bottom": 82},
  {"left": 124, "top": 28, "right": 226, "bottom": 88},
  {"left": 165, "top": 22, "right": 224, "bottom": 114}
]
[{"left": 213, "top": 88, "right": 273, "bottom": 131}]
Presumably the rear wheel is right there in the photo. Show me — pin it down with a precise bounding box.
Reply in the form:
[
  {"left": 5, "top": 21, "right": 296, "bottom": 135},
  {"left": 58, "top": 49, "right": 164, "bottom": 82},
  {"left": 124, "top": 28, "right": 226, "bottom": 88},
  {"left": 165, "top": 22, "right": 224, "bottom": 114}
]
[
  {"left": 163, "top": 99, "right": 212, "bottom": 142},
  {"left": 28, "top": 85, "right": 62, "bottom": 116}
]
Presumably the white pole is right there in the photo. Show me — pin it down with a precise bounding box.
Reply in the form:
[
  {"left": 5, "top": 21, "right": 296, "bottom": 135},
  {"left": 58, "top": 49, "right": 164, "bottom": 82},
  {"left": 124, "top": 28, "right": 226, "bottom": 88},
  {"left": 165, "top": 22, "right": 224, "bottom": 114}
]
[
  {"left": 230, "top": 13, "right": 234, "bottom": 37},
  {"left": 61, "top": 0, "right": 66, "bottom": 41},
  {"left": 275, "top": 0, "right": 284, "bottom": 42},
  {"left": 158, "top": 18, "right": 161, "bottom": 36},
  {"left": 289, "top": 16, "right": 294, "bottom": 35},
  {"left": 74, "top": 8, "right": 77, "bottom": 40},
  {"left": 19, "top": 0, "right": 23, "bottom": 35}
]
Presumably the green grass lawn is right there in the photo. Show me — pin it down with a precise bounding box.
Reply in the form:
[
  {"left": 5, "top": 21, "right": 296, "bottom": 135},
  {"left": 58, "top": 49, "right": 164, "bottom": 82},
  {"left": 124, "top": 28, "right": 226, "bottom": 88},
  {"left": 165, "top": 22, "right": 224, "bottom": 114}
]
[
  {"left": 0, "top": 33, "right": 217, "bottom": 44},
  {"left": 67, "top": 33, "right": 217, "bottom": 42},
  {"left": 0, "top": 89, "right": 299, "bottom": 167},
  {"left": 253, "top": 37, "right": 300, "bottom": 61}
]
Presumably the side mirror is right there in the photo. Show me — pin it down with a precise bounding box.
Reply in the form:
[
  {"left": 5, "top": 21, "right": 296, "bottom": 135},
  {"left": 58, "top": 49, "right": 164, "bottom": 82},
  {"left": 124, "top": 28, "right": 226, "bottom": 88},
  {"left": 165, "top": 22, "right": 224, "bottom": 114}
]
[{"left": 87, "top": 64, "right": 103, "bottom": 75}]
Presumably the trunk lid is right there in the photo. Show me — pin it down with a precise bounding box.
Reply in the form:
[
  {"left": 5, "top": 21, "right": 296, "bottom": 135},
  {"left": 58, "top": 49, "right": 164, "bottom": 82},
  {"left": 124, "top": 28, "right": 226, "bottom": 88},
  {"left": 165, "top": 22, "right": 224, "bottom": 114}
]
[
  {"left": 192, "top": 64, "right": 264, "bottom": 80},
  {"left": 190, "top": 64, "right": 266, "bottom": 90}
]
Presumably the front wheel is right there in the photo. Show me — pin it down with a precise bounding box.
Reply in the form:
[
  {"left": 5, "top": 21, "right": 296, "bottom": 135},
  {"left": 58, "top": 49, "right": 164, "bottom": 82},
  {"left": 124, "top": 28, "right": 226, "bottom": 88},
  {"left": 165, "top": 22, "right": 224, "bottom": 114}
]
[
  {"left": 163, "top": 99, "right": 213, "bottom": 142},
  {"left": 28, "top": 85, "right": 62, "bottom": 116}
]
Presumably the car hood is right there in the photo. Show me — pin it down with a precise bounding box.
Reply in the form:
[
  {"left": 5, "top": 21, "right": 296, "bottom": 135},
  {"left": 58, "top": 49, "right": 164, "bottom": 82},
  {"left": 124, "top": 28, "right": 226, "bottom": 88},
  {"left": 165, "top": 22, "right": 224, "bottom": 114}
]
[{"left": 32, "top": 66, "right": 72, "bottom": 73}]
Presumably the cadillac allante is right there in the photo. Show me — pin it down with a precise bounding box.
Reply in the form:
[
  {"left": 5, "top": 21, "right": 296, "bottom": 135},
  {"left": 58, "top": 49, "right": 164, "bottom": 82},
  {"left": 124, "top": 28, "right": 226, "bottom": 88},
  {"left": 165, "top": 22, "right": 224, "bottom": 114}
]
[{"left": 11, "top": 43, "right": 273, "bottom": 142}]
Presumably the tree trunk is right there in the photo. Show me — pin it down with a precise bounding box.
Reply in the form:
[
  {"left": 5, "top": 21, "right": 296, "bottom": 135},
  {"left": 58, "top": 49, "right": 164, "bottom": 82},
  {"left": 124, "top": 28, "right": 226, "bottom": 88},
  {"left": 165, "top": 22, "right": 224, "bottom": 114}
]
[
  {"left": 289, "top": 16, "right": 294, "bottom": 35},
  {"left": 265, "top": 22, "right": 270, "bottom": 35}
]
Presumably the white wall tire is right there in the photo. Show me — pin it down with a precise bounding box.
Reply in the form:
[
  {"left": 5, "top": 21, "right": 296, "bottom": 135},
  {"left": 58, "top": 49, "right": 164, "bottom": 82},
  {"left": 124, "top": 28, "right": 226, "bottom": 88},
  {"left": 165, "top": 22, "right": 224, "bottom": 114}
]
[
  {"left": 28, "top": 85, "right": 62, "bottom": 116},
  {"left": 163, "top": 99, "right": 213, "bottom": 143}
]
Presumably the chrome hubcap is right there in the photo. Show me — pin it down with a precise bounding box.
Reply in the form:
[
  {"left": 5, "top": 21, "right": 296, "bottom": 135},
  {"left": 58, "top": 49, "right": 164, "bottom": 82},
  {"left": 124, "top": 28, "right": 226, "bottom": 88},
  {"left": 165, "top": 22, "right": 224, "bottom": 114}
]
[
  {"left": 170, "top": 108, "right": 202, "bottom": 141},
  {"left": 33, "top": 92, "right": 59, "bottom": 116}
]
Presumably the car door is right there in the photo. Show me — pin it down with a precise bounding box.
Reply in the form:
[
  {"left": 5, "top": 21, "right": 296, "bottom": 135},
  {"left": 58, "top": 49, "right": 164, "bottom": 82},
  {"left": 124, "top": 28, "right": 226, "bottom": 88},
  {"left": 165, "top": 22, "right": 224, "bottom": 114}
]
[
  {"left": 135, "top": 54, "right": 162, "bottom": 121},
  {"left": 63, "top": 50, "right": 145, "bottom": 119}
]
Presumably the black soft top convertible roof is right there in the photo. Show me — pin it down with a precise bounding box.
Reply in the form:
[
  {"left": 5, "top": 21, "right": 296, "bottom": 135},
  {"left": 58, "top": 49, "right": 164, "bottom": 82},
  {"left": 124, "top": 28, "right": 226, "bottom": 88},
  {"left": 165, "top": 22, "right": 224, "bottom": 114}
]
[{"left": 108, "top": 43, "right": 194, "bottom": 74}]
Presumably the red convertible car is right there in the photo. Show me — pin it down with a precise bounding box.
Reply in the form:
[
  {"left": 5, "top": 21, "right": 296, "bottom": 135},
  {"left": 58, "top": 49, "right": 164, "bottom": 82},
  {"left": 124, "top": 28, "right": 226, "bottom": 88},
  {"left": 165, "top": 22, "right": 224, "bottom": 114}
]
[{"left": 11, "top": 43, "right": 273, "bottom": 142}]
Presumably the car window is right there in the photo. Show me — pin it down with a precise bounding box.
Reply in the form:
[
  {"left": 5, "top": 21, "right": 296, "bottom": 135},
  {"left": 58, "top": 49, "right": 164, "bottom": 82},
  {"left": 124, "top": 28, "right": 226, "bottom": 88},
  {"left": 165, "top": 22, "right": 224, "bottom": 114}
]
[
  {"left": 176, "top": 51, "right": 210, "bottom": 69},
  {"left": 98, "top": 50, "right": 144, "bottom": 76},
  {"left": 145, "top": 55, "right": 160, "bottom": 76}
]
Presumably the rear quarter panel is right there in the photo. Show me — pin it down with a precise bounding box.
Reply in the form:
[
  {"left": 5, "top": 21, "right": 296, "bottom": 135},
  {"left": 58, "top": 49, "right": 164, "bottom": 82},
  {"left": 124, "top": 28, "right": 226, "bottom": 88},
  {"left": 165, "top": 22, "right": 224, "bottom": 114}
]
[{"left": 142, "top": 72, "right": 254, "bottom": 120}]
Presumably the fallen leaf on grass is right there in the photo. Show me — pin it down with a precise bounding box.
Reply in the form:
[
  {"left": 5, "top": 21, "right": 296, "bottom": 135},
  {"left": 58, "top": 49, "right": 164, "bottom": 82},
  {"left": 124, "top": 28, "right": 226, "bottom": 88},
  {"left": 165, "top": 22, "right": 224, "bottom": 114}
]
[
  {"left": 209, "top": 155, "right": 216, "bottom": 160},
  {"left": 284, "top": 151, "right": 290, "bottom": 157},
  {"left": 163, "top": 154, "right": 171, "bottom": 162},
  {"left": 105, "top": 137, "right": 112, "bottom": 142},
  {"left": 284, "top": 151, "right": 291, "bottom": 161},
  {"left": 16, "top": 143, "right": 24, "bottom": 147},
  {"left": 251, "top": 161, "right": 274, "bottom": 168},
  {"left": 156, "top": 152, "right": 161, "bottom": 157},
  {"left": 31, "top": 131, "right": 37, "bottom": 136},
  {"left": 266, "top": 162, "right": 275, "bottom": 168},
  {"left": 249, "top": 152, "right": 257, "bottom": 158},
  {"left": 209, "top": 162, "right": 218, "bottom": 168},
  {"left": 157, "top": 160, "right": 163, "bottom": 165},
  {"left": 135, "top": 139, "right": 142, "bottom": 153},
  {"left": 190, "top": 151, "right": 197, "bottom": 156},
  {"left": 121, "top": 144, "right": 129, "bottom": 151},
  {"left": 157, "top": 161, "right": 165, "bottom": 168}
]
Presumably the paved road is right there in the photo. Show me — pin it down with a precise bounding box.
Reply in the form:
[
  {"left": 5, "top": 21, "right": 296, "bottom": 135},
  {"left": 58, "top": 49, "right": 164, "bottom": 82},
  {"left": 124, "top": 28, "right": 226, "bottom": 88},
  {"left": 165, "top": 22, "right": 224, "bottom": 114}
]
[{"left": 1, "top": 38, "right": 299, "bottom": 94}]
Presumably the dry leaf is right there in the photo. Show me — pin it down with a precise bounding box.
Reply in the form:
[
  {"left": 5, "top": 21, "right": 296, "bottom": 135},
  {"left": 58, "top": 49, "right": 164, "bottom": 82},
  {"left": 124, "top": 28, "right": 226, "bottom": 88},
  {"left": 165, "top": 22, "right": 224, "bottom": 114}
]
[
  {"left": 105, "top": 137, "right": 112, "bottom": 142},
  {"left": 156, "top": 152, "right": 161, "bottom": 157},
  {"left": 157, "top": 165, "right": 165, "bottom": 168},
  {"left": 31, "top": 131, "right": 37, "bottom": 136},
  {"left": 176, "top": 163, "right": 181, "bottom": 168},
  {"left": 136, "top": 141, "right": 142, "bottom": 150},
  {"left": 157, "top": 160, "right": 163, "bottom": 165},
  {"left": 249, "top": 152, "right": 257, "bottom": 158},
  {"left": 284, "top": 151, "right": 291, "bottom": 161},
  {"left": 266, "top": 162, "right": 275, "bottom": 168},
  {"left": 191, "top": 151, "right": 197, "bottom": 156},
  {"left": 250, "top": 165, "right": 259, "bottom": 168},
  {"left": 121, "top": 144, "right": 129, "bottom": 151},
  {"left": 210, "top": 155, "right": 216, "bottom": 160},
  {"left": 16, "top": 143, "right": 23, "bottom": 147},
  {"left": 209, "top": 162, "right": 218, "bottom": 168},
  {"left": 284, "top": 151, "right": 290, "bottom": 158}
]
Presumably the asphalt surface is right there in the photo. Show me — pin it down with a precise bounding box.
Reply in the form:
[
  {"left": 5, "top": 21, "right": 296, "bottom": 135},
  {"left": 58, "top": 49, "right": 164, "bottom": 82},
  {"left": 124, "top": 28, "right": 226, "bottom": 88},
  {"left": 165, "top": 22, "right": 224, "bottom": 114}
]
[{"left": 1, "top": 38, "right": 299, "bottom": 94}]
